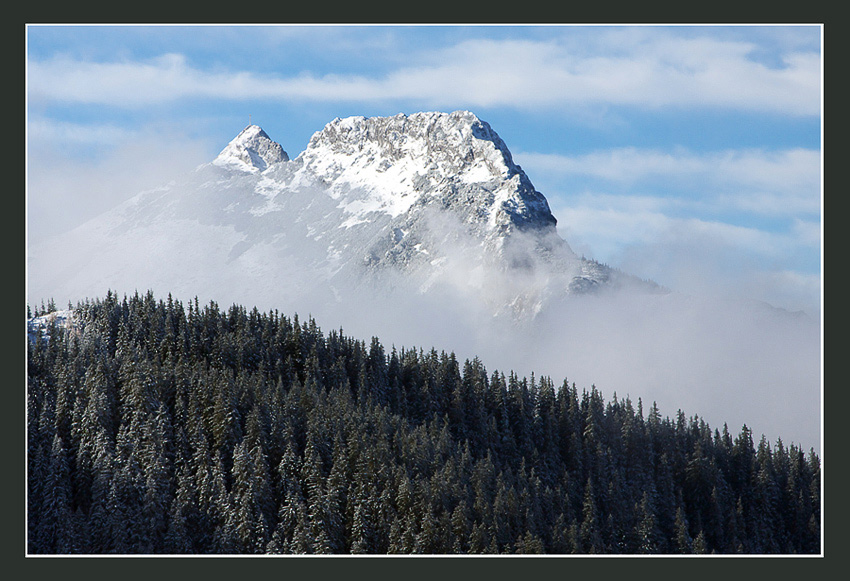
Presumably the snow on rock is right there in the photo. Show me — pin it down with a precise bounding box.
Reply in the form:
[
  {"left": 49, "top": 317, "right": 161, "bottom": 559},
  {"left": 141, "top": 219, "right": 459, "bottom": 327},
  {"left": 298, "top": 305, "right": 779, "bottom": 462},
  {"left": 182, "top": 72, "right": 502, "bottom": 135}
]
[
  {"left": 212, "top": 125, "right": 289, "bottom": 173},
  {"left": 297, "top": 111, "right": 550, "bottom": 230}
]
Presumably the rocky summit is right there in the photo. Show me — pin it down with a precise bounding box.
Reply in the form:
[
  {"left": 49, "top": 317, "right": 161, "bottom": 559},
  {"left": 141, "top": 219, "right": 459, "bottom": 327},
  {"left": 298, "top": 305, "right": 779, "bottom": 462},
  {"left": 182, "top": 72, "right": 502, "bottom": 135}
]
[{"left": 28, "top": 111, "right": 658, "bottom": 320}]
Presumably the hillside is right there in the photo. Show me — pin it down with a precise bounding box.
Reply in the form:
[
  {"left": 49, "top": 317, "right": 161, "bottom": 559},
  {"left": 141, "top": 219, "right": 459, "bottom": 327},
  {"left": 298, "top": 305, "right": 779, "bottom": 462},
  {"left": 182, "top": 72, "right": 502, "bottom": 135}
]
[{"left": 27, "top": 292, "right": 821, "bottom": 554}]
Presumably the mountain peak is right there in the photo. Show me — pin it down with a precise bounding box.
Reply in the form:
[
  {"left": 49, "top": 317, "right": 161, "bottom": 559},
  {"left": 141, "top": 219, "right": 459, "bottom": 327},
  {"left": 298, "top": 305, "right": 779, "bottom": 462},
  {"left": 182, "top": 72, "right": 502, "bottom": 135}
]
[
  {"left": 297, "top": 111, "right": 556, "bottom": 239},
  {"left": 304, "top": 111, "right": 518, "bottom": 174},
  {"left": 29, "top": 110, "right": 659, "bottom": 326},
  {"left": 212, "top": 124, "right": 289, "bottom": 173}
]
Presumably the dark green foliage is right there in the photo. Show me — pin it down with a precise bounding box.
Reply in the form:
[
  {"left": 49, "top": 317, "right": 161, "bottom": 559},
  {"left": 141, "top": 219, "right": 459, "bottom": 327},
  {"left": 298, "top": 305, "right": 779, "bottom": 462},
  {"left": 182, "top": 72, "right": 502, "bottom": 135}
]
[{"left": 27, "top": 291, "right": 821, "bottom": 554}]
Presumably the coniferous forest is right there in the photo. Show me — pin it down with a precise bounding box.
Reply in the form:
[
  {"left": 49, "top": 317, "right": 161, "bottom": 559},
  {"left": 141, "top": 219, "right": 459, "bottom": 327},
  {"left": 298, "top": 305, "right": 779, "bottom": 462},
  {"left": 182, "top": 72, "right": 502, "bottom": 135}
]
[{"left": 26, "top": 291, "right": 821, "bottom": 555}]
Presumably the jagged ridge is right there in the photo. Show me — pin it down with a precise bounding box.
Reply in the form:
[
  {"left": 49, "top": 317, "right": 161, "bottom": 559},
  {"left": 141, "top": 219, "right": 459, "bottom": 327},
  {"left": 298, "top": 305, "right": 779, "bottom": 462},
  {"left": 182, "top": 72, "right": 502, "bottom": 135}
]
[
  {"left": 28, "top": 110, "right": 659, "bottom": 322},
  {"left": 298, "top": 111, "right": 557, "bottom": 236}
]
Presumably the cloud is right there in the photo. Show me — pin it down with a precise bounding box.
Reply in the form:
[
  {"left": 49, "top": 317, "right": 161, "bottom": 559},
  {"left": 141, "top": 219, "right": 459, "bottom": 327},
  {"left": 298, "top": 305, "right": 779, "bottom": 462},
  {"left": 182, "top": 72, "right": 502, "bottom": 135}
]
[
  {"left": 516, "top": 146, "right": 822, "bottom": 301},
  {"left": 515, "top": 143, "right": 821, "bottom": 315},
  {"left": 27, "top": 30, "right": 821, "bottom": 115},
  {"left": 515, "top": 144, "right": 821, "bottom": 258},
  {"left": 28, "top": 117, "right": 138, "bottom": 147},
  {"left": 517, "top": 147, "right": 821, "bottom": 214},
  {"left": 313, "top": 241, "right": 821, "bottom": 452},
  {"left": 27, "top": 118, "right": 211, "bottom": 244},
  {"left": 545, "top": 194, "right": 821, "bottom": 315}
]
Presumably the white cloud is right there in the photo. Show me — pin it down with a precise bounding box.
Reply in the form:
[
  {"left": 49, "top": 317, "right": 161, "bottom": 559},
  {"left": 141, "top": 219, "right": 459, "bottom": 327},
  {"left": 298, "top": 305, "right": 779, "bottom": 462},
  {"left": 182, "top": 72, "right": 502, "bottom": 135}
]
[
  {"left": 517, "top": 146, "right": 821, "bottom": 217},
  {"left": 791, "top": 217, "right": 822, "bottom": 247},
  {"left": 26, "top": 30, "right": 821, "bottom": 115},
  {"left": 552, "top": 198, "right": 671, "bottom": 256},
  {"left": 536, "top": 150, "right": 822, "bottom": 310},
  {"left": 739, "top": 269, "right": 822, "bottom": 316},
  {"left": 555, "top": 194, "right": 819, "bottom": 261},
  {"left": 518, "top": 148, "right": 707, "bottom": 183},
  {"left": 535, "top": 161, "right": 821, "bottom": 312}
]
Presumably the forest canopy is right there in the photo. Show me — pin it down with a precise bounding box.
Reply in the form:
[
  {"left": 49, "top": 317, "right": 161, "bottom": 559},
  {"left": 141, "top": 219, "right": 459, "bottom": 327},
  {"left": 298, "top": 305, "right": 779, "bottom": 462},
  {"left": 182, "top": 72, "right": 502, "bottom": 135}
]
[{"left": 27, "top": 291, "right": 821, "bottom": 554}]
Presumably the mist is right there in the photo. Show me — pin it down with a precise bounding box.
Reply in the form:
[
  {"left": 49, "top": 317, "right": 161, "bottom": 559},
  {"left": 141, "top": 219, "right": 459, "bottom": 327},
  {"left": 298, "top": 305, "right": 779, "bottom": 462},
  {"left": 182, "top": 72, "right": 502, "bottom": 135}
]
[
  {"left": 26, "top": 137, "right": 821, "bottom": 457},
  {"left": 302, "top": 272, "right": 821, "bottom": 455},
  {"left": 270, "top": 218, "right": 821, "bottom": 455},
  {"left": 26, "top": 127, "right": 211, "bottom": 246}
]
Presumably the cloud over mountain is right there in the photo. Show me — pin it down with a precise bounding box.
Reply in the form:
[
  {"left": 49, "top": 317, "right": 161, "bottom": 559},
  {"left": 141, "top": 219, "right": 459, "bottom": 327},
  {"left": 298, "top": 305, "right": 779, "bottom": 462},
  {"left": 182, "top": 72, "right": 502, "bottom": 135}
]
[{"left": 27, "top": 111, "right": 820, "bottom": 453}]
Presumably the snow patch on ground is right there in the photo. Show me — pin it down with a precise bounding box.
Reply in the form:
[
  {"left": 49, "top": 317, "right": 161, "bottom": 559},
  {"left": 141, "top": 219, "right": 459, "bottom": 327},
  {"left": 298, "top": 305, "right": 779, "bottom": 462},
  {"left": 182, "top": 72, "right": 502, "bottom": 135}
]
[{"left": 27, "top": 309, "right": 76, "bottom": 342}]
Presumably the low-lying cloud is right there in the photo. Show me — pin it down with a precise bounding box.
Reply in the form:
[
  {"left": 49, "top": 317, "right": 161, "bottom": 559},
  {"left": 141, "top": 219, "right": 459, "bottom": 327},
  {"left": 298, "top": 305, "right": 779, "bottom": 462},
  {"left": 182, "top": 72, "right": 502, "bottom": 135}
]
[
  {"left": 514, "top": 145, "right": 821, "bottom": 317},
  {"left": 303, "top": 261, "right": 822, "bottom": 455},
  {"left": 26, "top": 153, "right": 822, "bottom": 457},
  {"left": 550, "top": 203, "right": 820, "bottom": 317}
]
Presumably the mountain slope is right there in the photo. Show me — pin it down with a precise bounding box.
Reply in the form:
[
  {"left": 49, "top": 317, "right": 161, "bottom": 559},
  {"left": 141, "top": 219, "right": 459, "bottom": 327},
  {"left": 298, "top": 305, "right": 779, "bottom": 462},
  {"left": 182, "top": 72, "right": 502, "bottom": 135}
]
[{"left": 27, "top": 111, "right": 657, "bottom": 320}]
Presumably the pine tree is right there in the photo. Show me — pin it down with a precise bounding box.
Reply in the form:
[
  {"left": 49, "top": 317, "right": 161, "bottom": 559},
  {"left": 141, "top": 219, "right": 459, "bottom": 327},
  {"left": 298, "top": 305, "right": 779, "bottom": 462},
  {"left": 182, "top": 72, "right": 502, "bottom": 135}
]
[
  {"left": 229, "top": 437, "right": 272, "bottom": 553},
  {"left": 350, "top": 493, "right": 377, "bottom": 554},
  {"left": 37, "top": 434, "right": 74, "bottom": 553},
  {"left": 634, "top": 491, "right": 660, "bottom": 554},
  {"left": 579, "top": 477, "right": 604, "bottom": 554},
  {"left": 674, "top": 506, "right": 693, "bottom": 554}
]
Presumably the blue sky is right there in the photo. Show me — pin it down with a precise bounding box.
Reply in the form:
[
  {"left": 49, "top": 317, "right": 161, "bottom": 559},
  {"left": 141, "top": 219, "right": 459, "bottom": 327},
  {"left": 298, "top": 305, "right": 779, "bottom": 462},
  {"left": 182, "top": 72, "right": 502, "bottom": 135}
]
[{"left": 26, "top": 24, "right": 822, "bottom": 315}]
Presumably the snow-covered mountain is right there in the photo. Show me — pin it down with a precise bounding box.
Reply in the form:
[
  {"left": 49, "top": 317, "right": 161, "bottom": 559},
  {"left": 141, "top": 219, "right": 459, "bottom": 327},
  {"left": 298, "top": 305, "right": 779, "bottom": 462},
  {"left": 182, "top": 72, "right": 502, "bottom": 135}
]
[
  {"left": 27, "top": 111, "right": 657, "bottom": 320},
  {"left": 26, "top": 110, "right": 820, "bottom": 453},
  {"left": 212, "top": 124, "right": 289, "bottom": 173}
]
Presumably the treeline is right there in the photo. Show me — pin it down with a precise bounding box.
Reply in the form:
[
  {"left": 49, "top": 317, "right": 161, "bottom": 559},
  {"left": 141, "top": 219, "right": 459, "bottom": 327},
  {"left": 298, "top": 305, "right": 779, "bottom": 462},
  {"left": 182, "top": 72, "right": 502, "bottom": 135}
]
[{"left": 27, "top": 291, "right": 821, "bottom": 554}]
